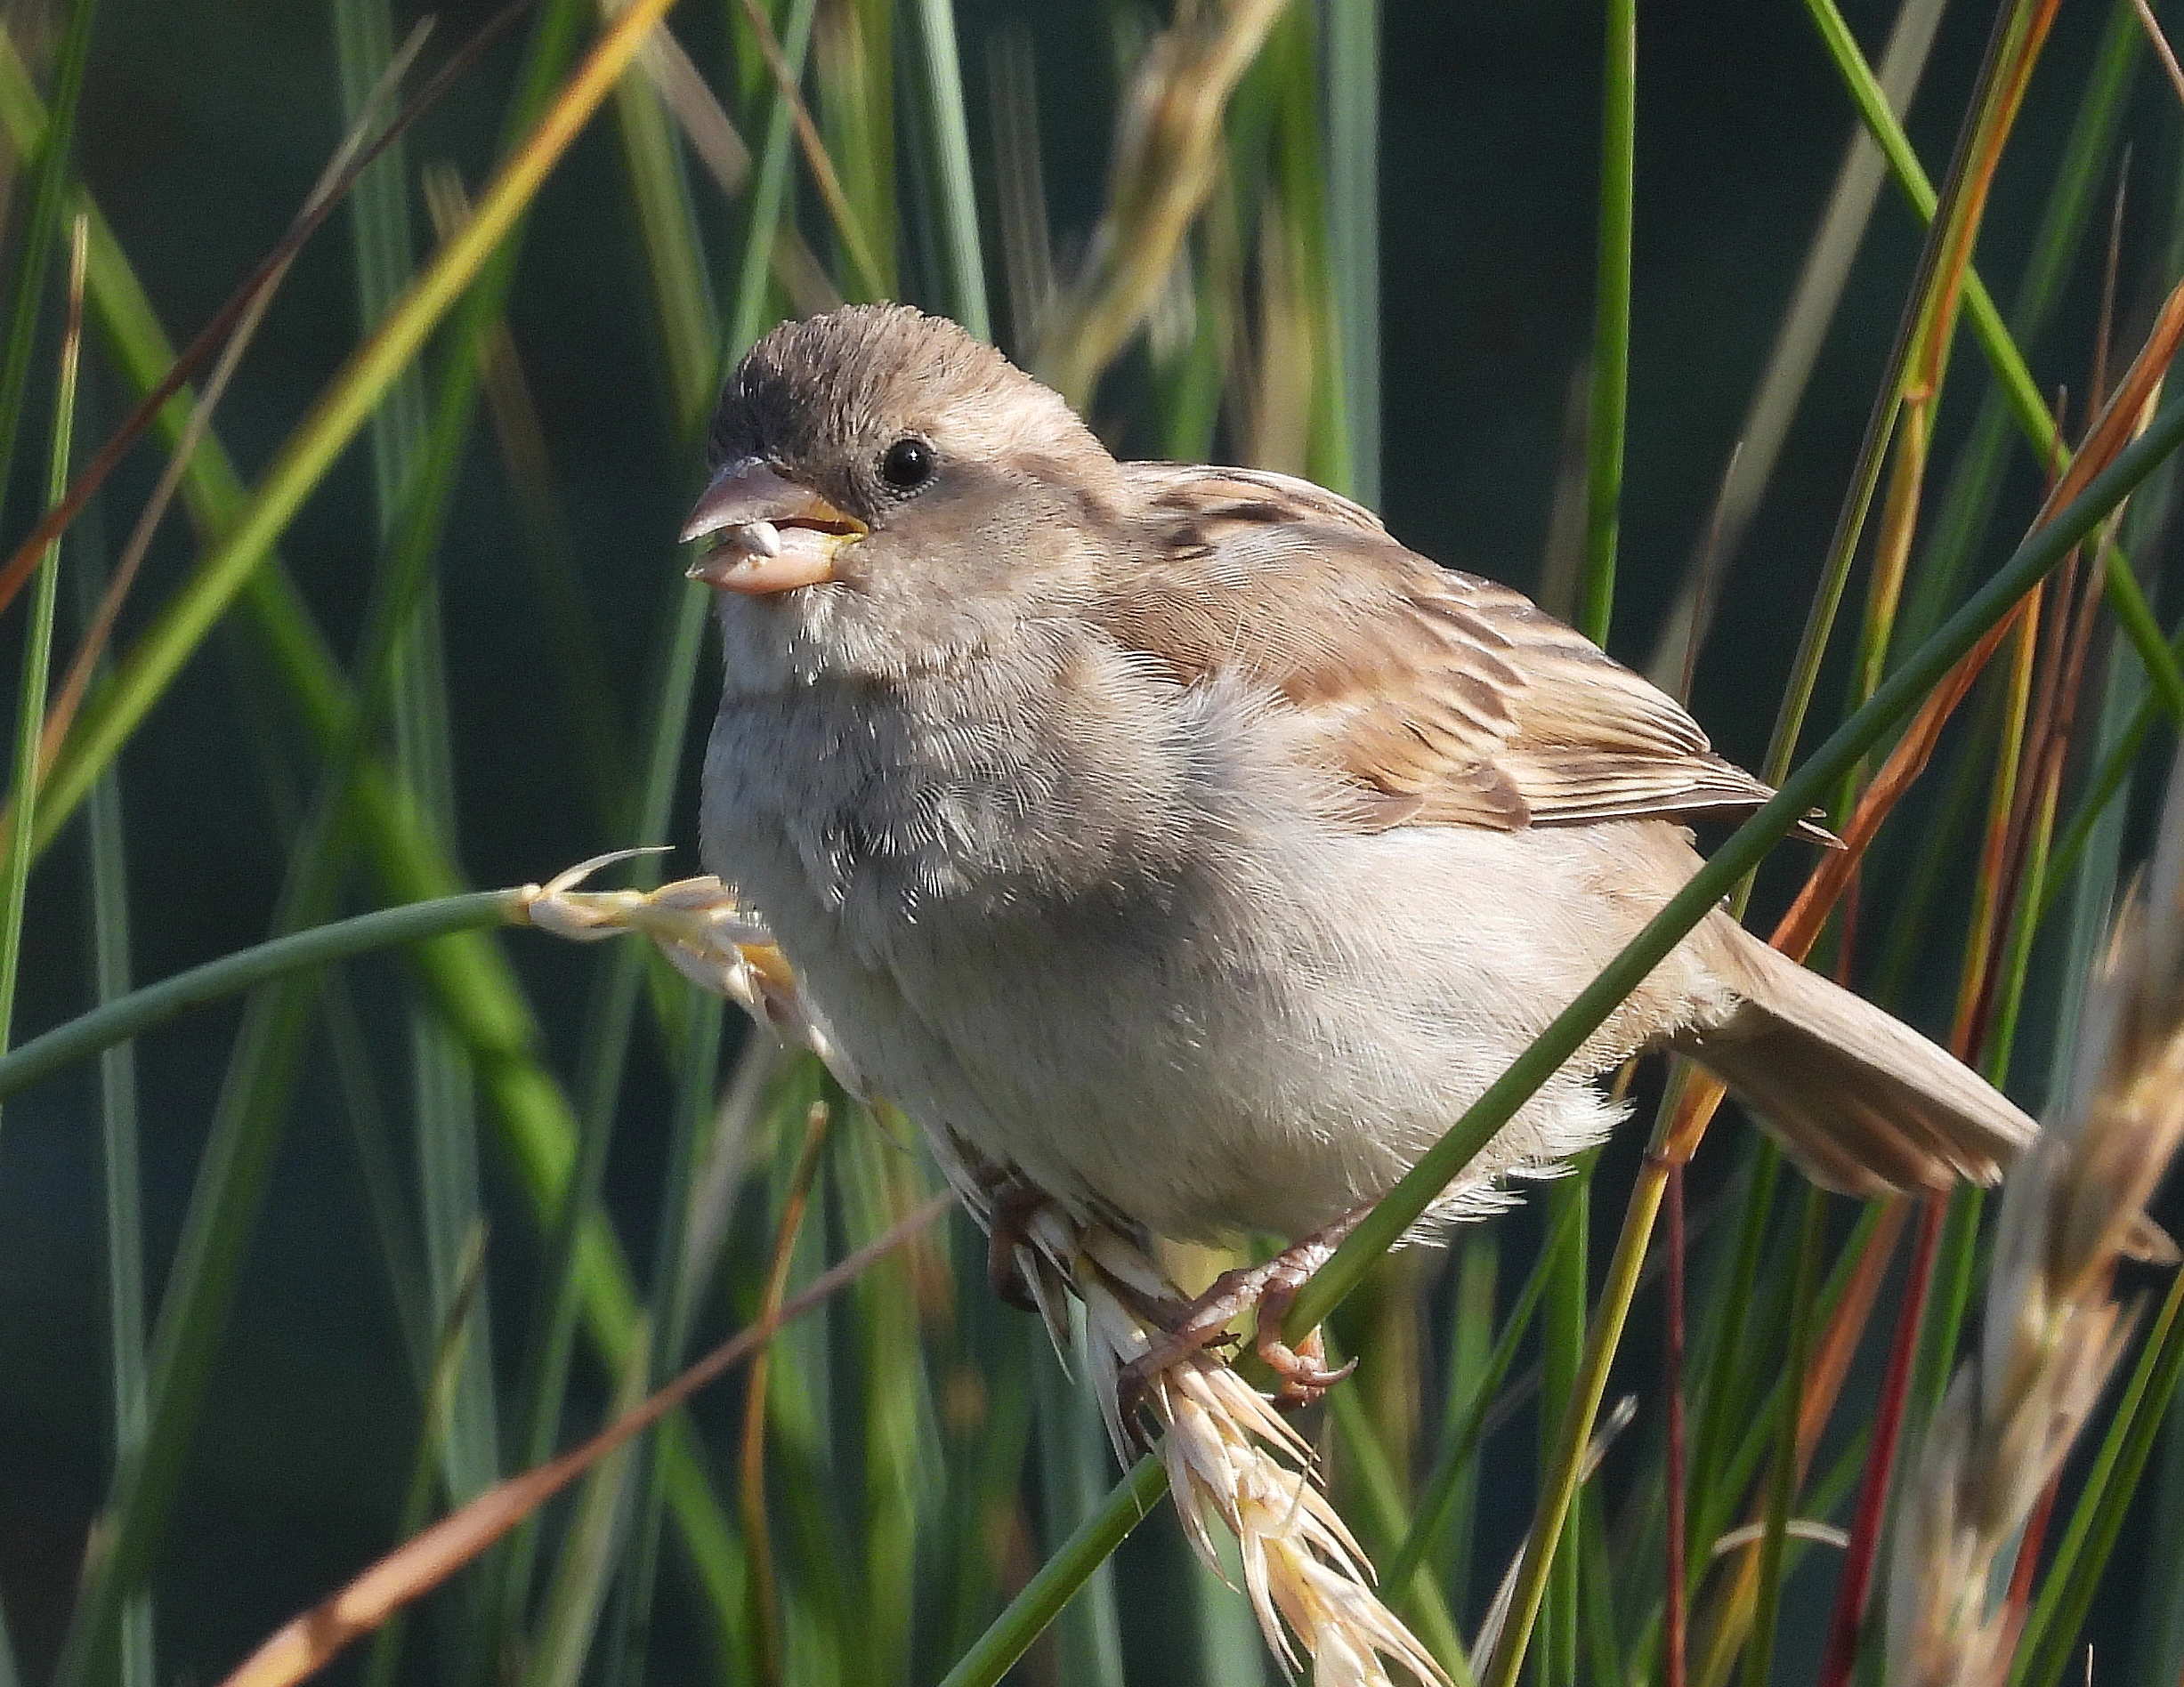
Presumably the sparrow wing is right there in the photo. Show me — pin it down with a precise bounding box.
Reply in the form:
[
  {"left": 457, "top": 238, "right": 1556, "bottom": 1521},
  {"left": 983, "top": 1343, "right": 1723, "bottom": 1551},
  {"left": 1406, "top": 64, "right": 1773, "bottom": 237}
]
[{"left": 1103, "top": 462, "right": 1793, "bottom": 835}]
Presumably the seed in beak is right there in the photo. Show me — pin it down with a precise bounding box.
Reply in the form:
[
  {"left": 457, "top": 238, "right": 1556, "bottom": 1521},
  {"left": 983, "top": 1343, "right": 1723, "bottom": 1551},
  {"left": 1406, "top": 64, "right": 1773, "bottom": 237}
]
[{"left": 741, "top": 520, "right": 783, "bottom": 557}]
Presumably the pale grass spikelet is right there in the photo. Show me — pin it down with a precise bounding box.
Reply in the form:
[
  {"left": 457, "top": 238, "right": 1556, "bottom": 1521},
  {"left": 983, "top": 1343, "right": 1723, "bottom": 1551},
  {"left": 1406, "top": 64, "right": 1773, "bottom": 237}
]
[
  {"left": 1888, "top": 747, "right": 2184, "bottom": 1687},
  {"left": 530, "top": 857, "right": 1450, "bottom": 1685},
  {"left": 1468, "top": 1392, "right": 1637, "bottom": 1668},
  {"left": 1031, "top": 0, "right": 1289, "bottom": 407},
  {"left": 515, "top": 851, "right": 865, "bottom": 1095},
  {"left": 1069, "top": 1223, "right": 1452, "bottom": 1687}
]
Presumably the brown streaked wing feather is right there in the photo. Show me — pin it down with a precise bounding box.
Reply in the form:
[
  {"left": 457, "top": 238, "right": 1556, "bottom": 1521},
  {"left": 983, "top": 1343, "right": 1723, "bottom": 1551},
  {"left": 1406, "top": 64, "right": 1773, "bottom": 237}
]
[{"left": 1101, "top": 463, "right": 1783, "bottom": 834}]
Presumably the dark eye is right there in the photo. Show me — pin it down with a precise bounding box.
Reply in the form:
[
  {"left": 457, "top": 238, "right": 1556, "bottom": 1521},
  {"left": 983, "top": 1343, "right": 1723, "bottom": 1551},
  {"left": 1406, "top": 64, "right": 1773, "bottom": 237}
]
[{"left": 880, "top": 437, "right": 935, "bottom": 492}]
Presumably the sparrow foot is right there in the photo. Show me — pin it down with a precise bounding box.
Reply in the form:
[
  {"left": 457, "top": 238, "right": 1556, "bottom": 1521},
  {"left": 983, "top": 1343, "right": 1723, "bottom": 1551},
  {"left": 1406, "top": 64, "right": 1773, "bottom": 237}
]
[
  {"left": 986, "top": 1179, "right": 1053, "bottom": 1315},
  {"left": 1114, "top": 1211, "right": 1368, "bottom": 1442}
]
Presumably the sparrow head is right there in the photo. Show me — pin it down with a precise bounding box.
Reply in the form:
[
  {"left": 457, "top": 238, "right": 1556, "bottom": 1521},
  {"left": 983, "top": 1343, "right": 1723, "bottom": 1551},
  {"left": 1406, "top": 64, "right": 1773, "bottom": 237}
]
[{"left": 684, "top": 303, "right": 1113, "bottom": 596}]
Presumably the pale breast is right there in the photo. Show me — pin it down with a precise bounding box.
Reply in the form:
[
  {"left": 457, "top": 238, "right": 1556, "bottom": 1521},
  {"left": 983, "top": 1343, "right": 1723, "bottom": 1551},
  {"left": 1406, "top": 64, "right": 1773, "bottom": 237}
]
[{"left": 700, "top": 624, "right": 1735, "bottom": 1242}]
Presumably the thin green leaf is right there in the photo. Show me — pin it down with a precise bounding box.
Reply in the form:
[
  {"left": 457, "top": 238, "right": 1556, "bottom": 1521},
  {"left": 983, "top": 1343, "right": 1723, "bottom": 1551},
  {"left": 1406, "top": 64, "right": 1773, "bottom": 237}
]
[
  {"left": 1323, "top": 0, "right": 1379, "bottom": 510},
  {"left": 905, "top": 0, "right": 991, "bottom": 339},
  {"left": 0, "top": 17, "right": 754, "bottom": 1651},
  {"left": 0, "top": 0, "right": 93, "bottom": 506},
  {"left": 1579, "top": 0, "right": 1634, "bottom": 647},
  {"left": 73, "top": 465, "right": 154, "bottom": 1687},
  {"left": 0, "top": 210, "right": 83, "bottom": 1077},
  {"left": 524, "top": 1322, "right": 653, "bottom": 1687},
  {"left": 1739, "top": 1187, "right": 1826, "bottom": 1687},
  {"left": 934, "top": 1453, "right": 1168, "bottom": 1687},
  {"left": 30, "top": 0, "right": 693, "bottom": 845}
]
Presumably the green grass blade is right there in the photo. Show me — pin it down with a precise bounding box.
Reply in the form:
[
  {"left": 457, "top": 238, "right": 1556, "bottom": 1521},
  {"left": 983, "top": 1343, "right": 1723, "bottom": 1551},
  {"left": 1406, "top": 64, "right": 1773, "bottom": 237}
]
[
  {"left": 1035, "top": 1328, "right": 1128, "bottom": 1687},
  {"left": 73, "top": 488, "right": 155, "bottom": 1687},
  {"left": 1326, "top": 1354, "right": 1470, "bottom": 1675},
  {"left": 361, "top": 1223, "right": 492, "bottom": 1687},
  {"left": 2, "top": 18, "right": 754, "bottom": 1654},
  {"left": 335, "top": 0, "right": 505, "bottom": 1540},
  {"left": 332, "top": 0, "right": 431, "bottom": 514},
  {"left": 754, "top": 1097, "right": 854, "bottom": 1687},
  {"left": 812, "top": 0, "right": 897, "bottom": 301},
  {"left": 935, "top": 1453, "right": 1167, "bottom": 1687},
  {"left": 1897, "top": 0, "right": 2140, "bottom": 658},
  {"left": 0, "top": 890, "right": 517, "bottom": 1102},
  {"left": 0, "top": 210, "right": 82, "bottom": 1080},
  {"left": 320, "top": 975, "right": 433, "bottom": 1385},
  {"left": 1765, "top": 0, "right": 2056, "bottom": 787},
  {"left": 28, "top": 0, "right": 692, "bottom": 845},
  {"left": 1648, "top": 0, "right": 1946, "bottom": 683},
  {"left": 412, "top": 1005, "right": 503, "bottom": 1506},
  {"left": 1537, "top": 1173, "right": 1591, "bottom": 1687},
  {"left": 1739, "top": 1186, "right": 1826, "bottom": 1687},
  {"left": 1533, "top": 4, "right": 1633, "bottom": 1658},
  {"left": 490, "top": 0, "right": 835, "bottom": 1648},
  {"left": 598, "top": 994, "right": 724, "bottom": 1687},
  {"left": 494, "top": 586, "right": 728, "bottom": 1663},
  {"left": 918, "top": 1228, "right": 1038, "bottom": 1677},
  {"left": 525, "top": 1322, "right": 653, "bottom": 1687},
  {"left": 1186, "top": 1532, "right": 1274, "bottom": 1687},
  {"left": 608, "top": 22, "right": 720, "bottom": 429},
  {"left": 1323, "top": 0, "right": 1378, "bottom": 511},
  {"left": 464, "top": 295, "right": 628, "bottom": 829},
  {"left": 1684, "top": 1144, "right": 1784, "bottom": 1563},
  {"left": 1480, "top": 1164, "right": 1663, "bottom": 1687},
  {"left": 730, "top": 0, "right": 822, "bottom": 359},
  {"left": 2100, "top": 545, "right": 2184, "bottom": 720},
  {"left": 834, "top": 1110, "right": 941, "bottom": 1686},
  {"left": 1800, "top": 0, "right": 2054, "bottom": 465},
  {"left": 1386, "top": 1201, "right": 1580, "bottom": 1599},
  {"left": 1644, "top": 1198, "right": 1889, "bottom": 1683},
  {"left": 1579, "top": 0, "right": 1634, "bottom": 647},
  {"left": 906, "top": 0, "right": 991, "bottom": 340},
  {"left": 2037, "top": 644, "right": 2182, "bottom": 932},
  {"left": 1578, "top": 1486, "right": 1621, "bottom": 1687},
  {"left": 0, "top": 206, "right": 89, "bottom": 1687},
  {"left": 489, "top": 938, "right": 653, "bottom": 1658},
  {"left": 1873, "top": 692, "right": 2002, "bottom": 1003},
  {"left": 2044, "top": 343, "right": 2184, "bottom": 1116},
  {"left": 1432, "top": 1232, "right": 1498, "bottom": 1615},
  {"left": 0, "top": 0, "right": 93, "bottom": 507},
  {"left": 53, "top": 826, "right": 359, "bottom": 1687},
  {"left": 430, "top": 2, "right": 733, "bottom": 1644}
]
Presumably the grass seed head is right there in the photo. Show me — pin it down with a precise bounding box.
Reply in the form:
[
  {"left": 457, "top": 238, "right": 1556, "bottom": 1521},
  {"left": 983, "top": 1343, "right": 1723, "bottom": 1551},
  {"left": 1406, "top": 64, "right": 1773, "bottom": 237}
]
[{"left": 1889, "top": 744, "right": 2184, "bottom": 1687}]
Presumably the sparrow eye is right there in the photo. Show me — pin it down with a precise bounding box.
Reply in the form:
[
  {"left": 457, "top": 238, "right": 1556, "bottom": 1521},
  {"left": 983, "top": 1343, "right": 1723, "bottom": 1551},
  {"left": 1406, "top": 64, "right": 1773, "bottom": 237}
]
[{"left": 879, "top": 437, "right": 935, "bottom": 492}]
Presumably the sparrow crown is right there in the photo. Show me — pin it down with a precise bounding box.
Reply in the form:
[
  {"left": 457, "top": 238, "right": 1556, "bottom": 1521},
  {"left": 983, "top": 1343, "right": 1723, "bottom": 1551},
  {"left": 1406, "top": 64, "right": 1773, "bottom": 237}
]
[{"left": 708, "top": 304, "right": 1108, "bottom": 526}]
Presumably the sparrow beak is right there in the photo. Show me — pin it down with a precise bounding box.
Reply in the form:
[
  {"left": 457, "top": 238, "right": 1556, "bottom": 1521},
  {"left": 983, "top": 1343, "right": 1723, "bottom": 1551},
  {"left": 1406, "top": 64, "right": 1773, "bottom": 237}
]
[{"left": 681, "top": 457, "right": 868, "bottom": 593}]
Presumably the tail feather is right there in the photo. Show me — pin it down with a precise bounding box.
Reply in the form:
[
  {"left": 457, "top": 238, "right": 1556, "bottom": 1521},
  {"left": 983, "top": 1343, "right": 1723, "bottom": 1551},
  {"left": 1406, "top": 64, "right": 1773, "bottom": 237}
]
[{"left": 1678, "top": 915, "right": 2038, "bottom": 1198}]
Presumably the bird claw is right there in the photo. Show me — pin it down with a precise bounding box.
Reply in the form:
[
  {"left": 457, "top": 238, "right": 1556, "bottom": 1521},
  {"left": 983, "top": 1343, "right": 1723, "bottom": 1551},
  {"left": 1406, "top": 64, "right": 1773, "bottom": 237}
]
[
  {"left": 1112, "top": 1215, "right": 1365, "bottom": 1448},
  {"left": 986, "top": 1180, "right": 1055, "bottom": 1315},
  {"left": 1258, "top": 1322, "right": 1358, "bottom": 1409}
]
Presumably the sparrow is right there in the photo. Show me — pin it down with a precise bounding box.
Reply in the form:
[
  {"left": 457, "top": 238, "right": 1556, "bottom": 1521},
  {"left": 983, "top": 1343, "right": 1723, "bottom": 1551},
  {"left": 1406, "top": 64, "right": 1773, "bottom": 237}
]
[{"left": 684, "top": 303, "right": 2036, "bottom": 1394}]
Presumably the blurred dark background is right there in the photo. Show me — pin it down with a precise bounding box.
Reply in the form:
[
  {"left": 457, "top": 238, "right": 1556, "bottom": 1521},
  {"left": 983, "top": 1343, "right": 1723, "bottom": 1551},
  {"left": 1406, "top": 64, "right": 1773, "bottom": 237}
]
[{"left": 0, "top": 0, "right": 2175, "bottom": 1680}]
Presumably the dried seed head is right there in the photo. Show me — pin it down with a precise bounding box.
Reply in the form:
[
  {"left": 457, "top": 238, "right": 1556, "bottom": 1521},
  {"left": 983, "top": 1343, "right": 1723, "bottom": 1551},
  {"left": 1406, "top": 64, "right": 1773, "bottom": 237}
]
[{"left": 1889, "top": 744, "right": 2184, "bottom": 1687}]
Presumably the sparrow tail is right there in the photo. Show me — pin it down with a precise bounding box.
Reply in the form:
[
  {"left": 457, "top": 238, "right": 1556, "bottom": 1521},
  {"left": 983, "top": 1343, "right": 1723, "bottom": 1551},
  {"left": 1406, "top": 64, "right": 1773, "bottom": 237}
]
[{"left": 1674, "top": 915, "right": 2039, "bottom": 1197}]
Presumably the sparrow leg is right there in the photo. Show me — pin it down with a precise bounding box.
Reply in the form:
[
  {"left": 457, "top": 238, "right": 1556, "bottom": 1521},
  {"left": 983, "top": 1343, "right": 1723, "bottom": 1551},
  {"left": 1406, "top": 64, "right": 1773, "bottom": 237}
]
[
  {"left": 1116, "top": 1207, "right": 1369, "bottom": 1435},
  {"left": 985, "top": 1178, "right": 1052, "bottom": 1314}
]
